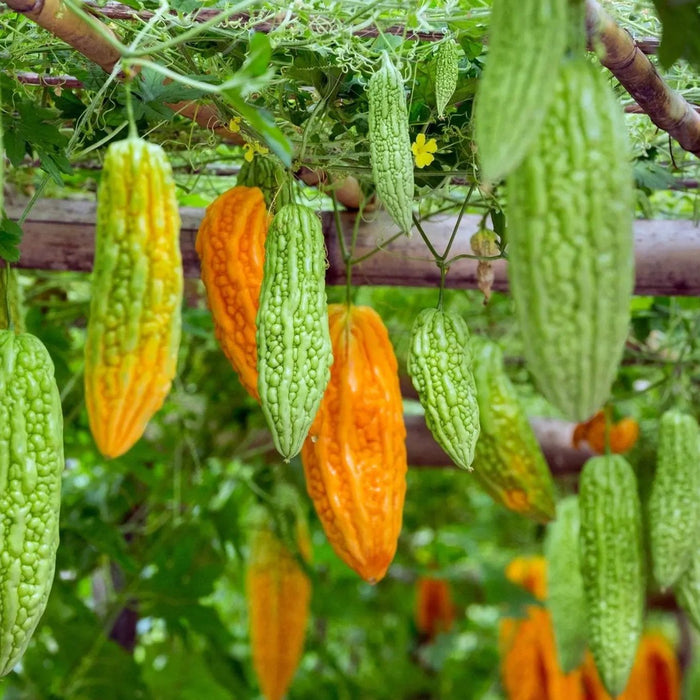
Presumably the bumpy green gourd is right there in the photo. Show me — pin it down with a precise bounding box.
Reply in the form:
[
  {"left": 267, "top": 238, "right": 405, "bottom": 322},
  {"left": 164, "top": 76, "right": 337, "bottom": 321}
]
[
  {"left": 579, "top": 455, "right": 644, "bottom": 698},
  {"left": 471, "top": 339, "right": 556, "bottom": 523},
  {"left": 434, "top": 39, "right": 459, "bottom": 118},
  {"left": 0, "top": 330, "right": 63, "bottom": 675},
  {"left": 648, "top": 410, "right": 700, "bottom": 590},
  {"left": 237, "top": 156, "right": 293, "bottom": 212},
  {"left": 474, "top": 0, "right": 567, "bottom": 182},
  {"left": 407, "top": 308, "right": 479, "bottom": 471},
  {"left": 675, "top": 546, "right": 700, "bottom": 634},
  {"left": 256, "top": 204, "right": 333, "bottom": 461},
  {"left": 368, "top": 52, "right": 414, "bottom": 235},
  {"left": 544, "top": 496, "right": 587, "bottom": 673},
  {"left": 506, "top": 58, "right": 634, "bottom": 423}
]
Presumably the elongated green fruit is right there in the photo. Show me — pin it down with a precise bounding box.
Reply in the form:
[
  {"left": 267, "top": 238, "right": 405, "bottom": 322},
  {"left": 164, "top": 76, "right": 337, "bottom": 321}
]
[
  {"left": 368, "top": 52, "right": 414, "bottom": 234},
  {"left": 407, "top": 308, "right": 479, "bottom": 470},
  {"left": 675, "top": 546, "right": 700, "bottom": 634},
  {"left": 506, "top": 59, "right": 634, "bottom": 422},
  {"left": 648, "top": 410, "right": 700, "bottom": 590},
  {"left": 434, "top": 39, "right": 459, "bottom": 118},
  {"left": 579, "top": 455, "right": 644, "bottom": 698},
  {"left": 256, "top": 204, "right": 333, "bottom": 461},
  {"left": 0, "top": 330, "right": 63, "bottom": 675},
  {"left": 544, "top": 496, "right": 587, "bottom": 673},
  {"left": 474, "top": 0, "right": 567, "bottom": 182},
  {"left": 471, "top": 339, "right": 556, "bottom": 523}
]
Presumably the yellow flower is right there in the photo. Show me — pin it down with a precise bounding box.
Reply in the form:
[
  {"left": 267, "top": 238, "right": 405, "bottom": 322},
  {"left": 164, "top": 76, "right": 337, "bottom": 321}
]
[
  {"left": 411, "top": 133, "right": 438, "bottom": 168},
  {"left": 228, "top": 116, "right": 242, "bottom": 133},
  {"left": 243, "top": 141, "right": 270, "bottom": 162}
]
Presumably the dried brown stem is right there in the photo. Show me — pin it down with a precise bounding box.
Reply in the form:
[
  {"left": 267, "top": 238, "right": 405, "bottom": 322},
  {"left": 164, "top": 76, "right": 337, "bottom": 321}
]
[{"left": 587, "top": 0, "right": 700, "bottom": 158}]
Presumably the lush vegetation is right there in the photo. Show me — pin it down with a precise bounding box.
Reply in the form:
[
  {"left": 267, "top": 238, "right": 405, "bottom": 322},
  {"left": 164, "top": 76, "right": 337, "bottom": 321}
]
[{"left": 0, "top": 0, "right": 699, "bottom": 698}]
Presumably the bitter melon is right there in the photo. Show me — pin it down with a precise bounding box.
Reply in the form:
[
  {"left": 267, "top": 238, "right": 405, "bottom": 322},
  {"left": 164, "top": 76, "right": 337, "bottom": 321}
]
[
  {"left": 256, "top": 204, "right": 333, "bottom": 461},
  {"left": 195, "top": 185, "right": 269, "bottom": 399},
  {"left": 579, "top": 454, "right": 644, "bottom": 698},
  {"left": 301, "top": 304, "right": 406, "bottom": 583},
  {"left": 0, "top": 330, "right": 63, "bottom": 675},
  {"left": 474, "top": 0, "right": 568, "bottom": 182},
  {"left": 85, "top": 137, "right": 183, "bottom": 458},
  {"left": 407, "top": 308, "right": 479, "bottom": 471},
  {"left": 544, "top": 496, "right": 587, "bottom": 673},
  {"left": 246, "top": 508, "right": 311, "bottom": 700},
  {"left": 506, "top": 58, "right": 634, "bottom": 422},
  {"left": 648, "top": 410, "right": 700, "bottom": 590},
  {"left": 434, "top": 39, "right": 459, "bottom": 118},
  {"left": 368, "top": 52, "right": 414, "bottom": 234},
  {"left": 471, "top": 339, "right": 556, "bottom": 523}
]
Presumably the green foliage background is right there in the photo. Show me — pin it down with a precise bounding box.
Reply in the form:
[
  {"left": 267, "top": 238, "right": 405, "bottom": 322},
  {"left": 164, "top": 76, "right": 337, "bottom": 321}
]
[{"left": 0, "top": 0, "right": 699, "bottom": 698}]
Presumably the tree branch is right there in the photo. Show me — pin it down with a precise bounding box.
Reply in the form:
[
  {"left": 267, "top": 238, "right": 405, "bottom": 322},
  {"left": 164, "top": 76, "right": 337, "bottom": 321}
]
[
  {"left": 587, "top": 0, "right": 700, "bottom": 158},
  {"left": 4, "top": 0, "right": 122, "bottom": 72},
  {"left": 2, "top": 0, "right": 245, "bottom": 144},
  {"left": 4, "top": 0, "right": 699, "bottom": 159}
]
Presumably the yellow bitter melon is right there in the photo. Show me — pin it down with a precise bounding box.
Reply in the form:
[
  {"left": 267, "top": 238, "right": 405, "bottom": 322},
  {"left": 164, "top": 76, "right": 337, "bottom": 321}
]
[
  {"left": 256, "top": 204, "right": 333, "bottom": 461},
  {"left": 368, "top": 52, "right": 414, "bottom": 234},
  {"left": 300, "top": 304, "right": 407, "bottom": 583},
  {"left": 0, "top": 330, "right": 63, "bottom": 675},
  {"left": 85, "top": 137, "right": 183, "bottom": 458},
  {"left": 506, "top": 58, "right": 634, "bottom": 422}
]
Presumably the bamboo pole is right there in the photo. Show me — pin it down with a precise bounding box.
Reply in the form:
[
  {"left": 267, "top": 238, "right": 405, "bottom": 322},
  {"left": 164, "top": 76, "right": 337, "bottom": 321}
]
[
  {"left": 5, "top": 198, "right": 700, "bottom": 296},
  {"left": 587, "top": 0, "right": 700, "bottom": 157}
]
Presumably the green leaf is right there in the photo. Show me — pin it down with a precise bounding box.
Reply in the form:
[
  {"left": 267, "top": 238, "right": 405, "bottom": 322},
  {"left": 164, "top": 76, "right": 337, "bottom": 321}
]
[
  {"left": 141, "top": 636, "right": 238, "bottom": 699},
  {"left": 3, "top": 128, "right": 26, "bottom": 168},
  {"left": 634, "top": 160, "right": 677, "bottom": 191},
  {"left": 243, "top": 32, "right": 273, "bottom": 78},
  {"left": 0, "top": 215, "right": 22, "bottom": 262},
  {"left": 134, "top": 67, "right": 215, "bottom": 105},
  {"left": 652, "top": 0, "right": 700, "bottom": 70}
]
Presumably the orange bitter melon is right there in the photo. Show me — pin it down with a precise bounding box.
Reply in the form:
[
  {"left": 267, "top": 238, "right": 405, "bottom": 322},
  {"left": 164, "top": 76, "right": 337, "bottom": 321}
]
[
  {"left": 246, "top": 516, "right": 311, "bottom": 700},
  {"left": 301, "top": 304, "right": 407, "bottom": 583},
  {"left": 195, "top": 185, "right": 270, "bottom": 399}
]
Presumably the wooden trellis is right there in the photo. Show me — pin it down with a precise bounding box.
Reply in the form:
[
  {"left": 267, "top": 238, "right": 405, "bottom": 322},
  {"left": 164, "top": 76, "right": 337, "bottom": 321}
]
[{"left": 7, "top": 196, "right": 697, "bottom": 473}]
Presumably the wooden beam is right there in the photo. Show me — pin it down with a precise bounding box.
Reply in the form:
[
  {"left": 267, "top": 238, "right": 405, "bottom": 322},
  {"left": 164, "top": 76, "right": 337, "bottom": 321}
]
[
  {"left": 7, "top": 198, "right": 700, "bottom": 296},
  {"left": 405, "top": 414, "right": 593, "bottom": 475}
]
